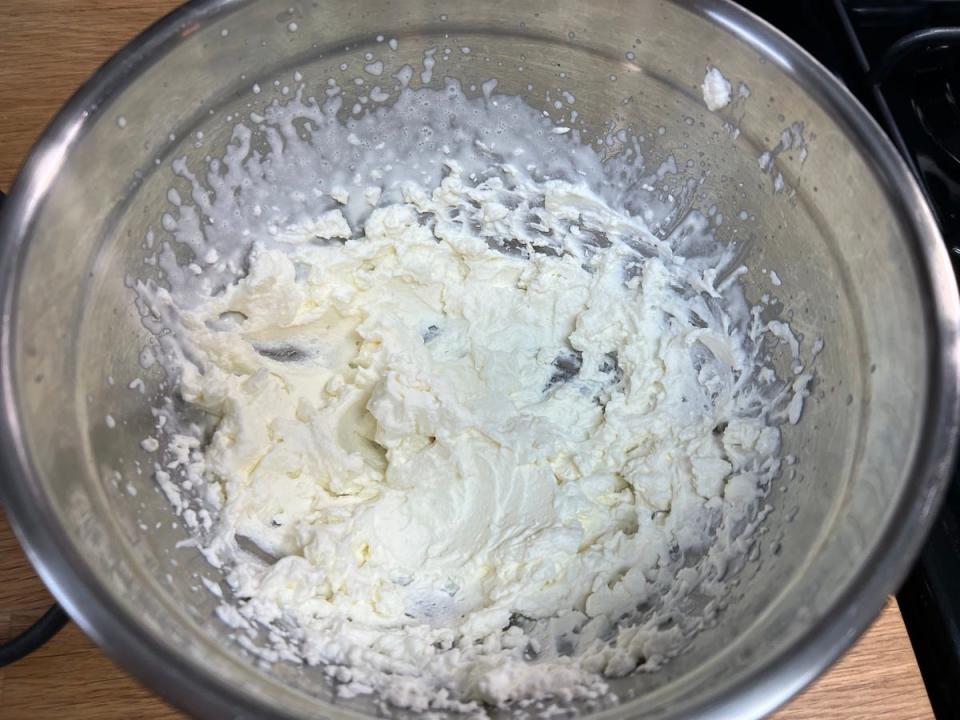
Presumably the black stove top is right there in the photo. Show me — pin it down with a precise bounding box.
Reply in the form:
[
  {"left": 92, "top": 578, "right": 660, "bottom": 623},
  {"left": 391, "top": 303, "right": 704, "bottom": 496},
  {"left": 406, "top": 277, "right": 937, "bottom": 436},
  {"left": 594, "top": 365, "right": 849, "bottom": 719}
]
[{"left": 739, "top": 2, "right": 960, "bottom": 717}]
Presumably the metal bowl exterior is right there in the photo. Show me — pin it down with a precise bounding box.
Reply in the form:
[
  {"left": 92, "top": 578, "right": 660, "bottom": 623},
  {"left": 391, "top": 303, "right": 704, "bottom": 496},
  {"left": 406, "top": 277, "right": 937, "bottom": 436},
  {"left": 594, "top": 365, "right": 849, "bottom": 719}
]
[{"left": 0, "top": 1, "right": 957, "bottom": 718}]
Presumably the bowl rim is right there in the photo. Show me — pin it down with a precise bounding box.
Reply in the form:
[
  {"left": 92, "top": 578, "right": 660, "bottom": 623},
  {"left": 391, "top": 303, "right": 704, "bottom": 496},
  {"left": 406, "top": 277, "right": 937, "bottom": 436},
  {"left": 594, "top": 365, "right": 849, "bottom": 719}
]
[{"left": 0, "top": 1, "right": 957, "bottom": 718}]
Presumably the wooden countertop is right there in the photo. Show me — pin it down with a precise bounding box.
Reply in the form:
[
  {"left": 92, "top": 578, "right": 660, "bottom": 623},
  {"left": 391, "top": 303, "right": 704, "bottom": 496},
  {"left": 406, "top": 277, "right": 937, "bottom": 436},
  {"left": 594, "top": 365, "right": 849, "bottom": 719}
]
[{"left": 0, "top": 2, "right": 937, "bottom": 719}]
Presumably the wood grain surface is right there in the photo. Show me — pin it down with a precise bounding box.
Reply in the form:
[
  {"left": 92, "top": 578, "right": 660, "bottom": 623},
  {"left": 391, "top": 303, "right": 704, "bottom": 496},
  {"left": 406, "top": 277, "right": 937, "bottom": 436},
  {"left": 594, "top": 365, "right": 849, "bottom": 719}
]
[{"left": 0, "top": 2, "right": 936, "bottom": 719}]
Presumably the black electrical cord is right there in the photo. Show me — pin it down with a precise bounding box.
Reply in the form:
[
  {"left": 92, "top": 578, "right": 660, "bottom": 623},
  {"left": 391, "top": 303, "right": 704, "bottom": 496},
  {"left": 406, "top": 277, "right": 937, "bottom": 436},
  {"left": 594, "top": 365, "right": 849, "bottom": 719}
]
[{"left": 0, "top": 603, "right": 70, "bottom": 667}]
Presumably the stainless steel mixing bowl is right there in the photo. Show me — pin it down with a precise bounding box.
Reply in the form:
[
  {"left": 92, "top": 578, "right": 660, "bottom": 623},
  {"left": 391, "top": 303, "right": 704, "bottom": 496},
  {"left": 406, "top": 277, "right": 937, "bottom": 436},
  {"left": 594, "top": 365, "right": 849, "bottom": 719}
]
[{"left": 1, "top": 1, "right": 958, "bottom": 718}]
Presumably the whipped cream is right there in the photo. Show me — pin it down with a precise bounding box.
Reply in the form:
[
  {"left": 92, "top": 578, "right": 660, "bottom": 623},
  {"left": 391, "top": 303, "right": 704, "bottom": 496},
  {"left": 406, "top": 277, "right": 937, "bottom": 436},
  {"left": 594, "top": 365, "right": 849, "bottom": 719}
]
[
  {"left": 701, "top": 67, "right": 732, "bottom": 112},
  {"left": 136, "top": 75, "right": 812, "bottom": 715}
]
